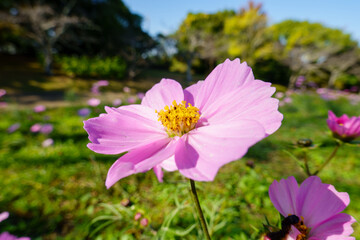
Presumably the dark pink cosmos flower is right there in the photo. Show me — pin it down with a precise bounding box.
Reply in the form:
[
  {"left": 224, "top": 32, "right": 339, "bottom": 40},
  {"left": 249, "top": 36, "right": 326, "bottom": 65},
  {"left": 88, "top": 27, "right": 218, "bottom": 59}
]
[
  {"left": 327, "top": 111, "right": 360, "bottom": 142},
  {"left": 40, "top": 124, "right": 53, "bottom": 135},
  {"left": 7, "top": 123, "right": 20, "bottom": 133},
  {"left": 84, "top": 59, "right": 283, "bottom": 188},
  {"left": 78, "top": 108, "right": 91, "bottom": 117},
  {"left": 268, "top": 176, "right": 355, "bottom": 240}
]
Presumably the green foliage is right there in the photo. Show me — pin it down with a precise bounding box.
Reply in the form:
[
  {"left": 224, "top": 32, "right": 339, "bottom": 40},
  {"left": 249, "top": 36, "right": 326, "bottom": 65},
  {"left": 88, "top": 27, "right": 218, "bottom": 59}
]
[
  {"left": 334, "top": 73, "right": 359, "bottom": 89},
  {"left": 223, "top": 2, "right": 272, "bottom": 64},
  {"left": 56, "top": 55, "right": 127, "bottom": 79},
  {"left": 269, "top": 20, "right": 357, "bottom": 53},
  {"left": 268, "top": 20, "right": 360, "bottom": 88}
]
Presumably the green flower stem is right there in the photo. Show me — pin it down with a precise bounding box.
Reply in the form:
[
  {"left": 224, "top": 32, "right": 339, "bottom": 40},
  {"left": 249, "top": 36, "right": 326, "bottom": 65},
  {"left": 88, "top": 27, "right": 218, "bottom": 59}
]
[
  {"left": 189, "top": 179, "right": 211, "bottom": 240},
  {"left": 303, "top": 151, "right": 312, "bottom": 177},
  {"left": 313, "top": 142, "right": 341, "bottom": 176}
]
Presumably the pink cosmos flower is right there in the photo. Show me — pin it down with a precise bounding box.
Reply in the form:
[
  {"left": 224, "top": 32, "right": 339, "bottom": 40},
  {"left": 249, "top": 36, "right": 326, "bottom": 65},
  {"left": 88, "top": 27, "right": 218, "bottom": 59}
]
[
  {"left": 127, "top": 96, "right": 136, "bottom": 104},
  {"left": 7, "top": 123, "right": 20, "bottom": 133},
  {"left": 0, "top": 212, "right": 30, "bottom": 240},
  {"left": 0, "top": 212, "right": 9, "bottom": 223},
  {"left": 327, "top": 111, "right": 360, "bottom": 142},
  {"left": 268, "top": 176, "right": 355, "bottom": 240},
  {"left": 30, "top": 123, "right": 42, "bottom": 133},
  {"left": 78, "top": 108, "right": 91, "bottom": 117},
  {"left": 137, "top": 92, "right": 145, "bottom": 100},
  {"left": 33, "top": 105, "right": 46, "bottom": 113},
  {"left": 123, "top": 86, "right": 131, "bottom": 93},
  {"left": 40, "top": 124, "right": 53, "bottom": 135},
  {"left": 0, "top": 232, "right": 30, "bottom": 240},
  {"left": 112, "top": 99, "right": 122, "bottom": 107},
  {"left": 0, "top": 102, "right": 7, "bottom": 108},
  {"left": 275, "top": 92, "right": 284, "bottom": 99},
  {"left": 91, "top": 80, "right": 109, "bottom": 95},
  {"left": 87, "top": 98, "right": 101, "bottom": 107},
  {"left": 140, "top": 218, "right": 149, "bottom": 227},
  {"left": 84, "top": 59, "right": 283, "bottom": 188},
  {"left": 134, "top": 212, "right": 142, "bottom": 221},
  {"left": 42, "top": 138, "right": 54, "bottom": 147},
  {"left": 0, "top": 89, "right": 6, "bottom": 98}
]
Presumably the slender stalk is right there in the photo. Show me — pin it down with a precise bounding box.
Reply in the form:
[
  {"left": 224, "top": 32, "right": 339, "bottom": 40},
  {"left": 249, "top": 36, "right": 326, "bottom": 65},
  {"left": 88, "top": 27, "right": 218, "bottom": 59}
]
[
  {"left": 189, "top": 179, "right": 211, "bottom": 240},
  {"left": 303, "top": 151, "right": 312, "bottom": 176},
  {"left": 313, "top": 142, "right": 341, "bottom": 176}
]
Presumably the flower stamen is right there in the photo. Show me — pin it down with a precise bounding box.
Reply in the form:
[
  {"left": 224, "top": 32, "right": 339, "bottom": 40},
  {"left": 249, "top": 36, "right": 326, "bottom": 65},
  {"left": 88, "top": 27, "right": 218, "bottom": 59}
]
[
  {"left": 293, "top": 216, "right": 309, "bottom": 240},
  {"left": 156, "top": 100, "right": 200, "bottom": 137}
]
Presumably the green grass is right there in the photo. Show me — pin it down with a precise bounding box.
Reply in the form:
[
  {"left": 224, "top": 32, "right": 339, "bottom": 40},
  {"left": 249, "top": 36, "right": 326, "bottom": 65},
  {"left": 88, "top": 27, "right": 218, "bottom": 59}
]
[{"left": 0, "top": 92, "right": 359, "bottom": 239}]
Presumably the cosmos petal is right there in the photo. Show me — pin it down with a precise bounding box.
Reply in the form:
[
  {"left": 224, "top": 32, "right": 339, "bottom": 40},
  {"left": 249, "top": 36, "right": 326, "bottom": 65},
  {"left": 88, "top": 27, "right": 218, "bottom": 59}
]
[
  {"left": 105, "top": 138, "right": 176, "bottom": 188},
  {"left": 201, "top": 79, "right": 282, "bottom": 135},
  {"left": 174, "top": 119, "right": 265, "bottom": 181},
  {"left": 269, "top": 176, "right": 299, "bottom": 217},
  {"left": 141, "top": 78, "right": 184, "bottom": 111},
  {"left": 309, "top": 213, "right": 356, "bottom": 240},
  {"left": 296, "top": 176, "right": 350, "bottom": 228},
  {"left": 187, "top": 59, "right": 254, "bottom": 113},
  {"left": 153, "top": 165, "right": 164, "bottom": 183},
  {"left": 84, "top": 105, "right": 167, "bottom": 154}
]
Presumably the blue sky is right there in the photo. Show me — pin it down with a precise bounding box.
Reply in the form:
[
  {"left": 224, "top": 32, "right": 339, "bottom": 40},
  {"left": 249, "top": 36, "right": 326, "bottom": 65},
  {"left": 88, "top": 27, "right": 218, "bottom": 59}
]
[{"left": 123, "top": 0, "right": 360, "bottom": 42}]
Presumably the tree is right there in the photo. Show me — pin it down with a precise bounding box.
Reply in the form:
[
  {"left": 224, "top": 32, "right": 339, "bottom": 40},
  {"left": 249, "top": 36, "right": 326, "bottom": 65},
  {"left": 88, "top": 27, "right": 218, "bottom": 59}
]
[
  {"left": 269, "top": 20, "right": 359, "bottom": 88},
  {"left": 172, "top": 10, "right": 235, "bottom": 82},
  {"left": 68, "top": 0, "right": 155, "bottom": 78},
  {"left": 0, "top": 2, "right": 87, "bottom": 75},
  {"left": 0, "top": 0, "right": 154, "bottom": 78},
  {"left": 223, "top": 1, "right": 272, "bottom": 65}
]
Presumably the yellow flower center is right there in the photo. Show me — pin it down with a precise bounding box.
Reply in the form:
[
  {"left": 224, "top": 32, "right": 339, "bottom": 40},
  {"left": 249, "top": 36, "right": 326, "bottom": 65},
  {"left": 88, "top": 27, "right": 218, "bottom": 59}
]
[{"left": 155, "top": 100, "right": 200, "bottom": 137}]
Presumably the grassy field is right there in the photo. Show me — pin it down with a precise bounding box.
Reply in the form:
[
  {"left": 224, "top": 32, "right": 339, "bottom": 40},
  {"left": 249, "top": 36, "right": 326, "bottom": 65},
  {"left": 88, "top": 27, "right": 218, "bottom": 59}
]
[
  {"left": 0, "top": 55, "right": 359, "bottom": 239},
  {"left": 0, "top": 87, "right": 359, "bottom": 239}
]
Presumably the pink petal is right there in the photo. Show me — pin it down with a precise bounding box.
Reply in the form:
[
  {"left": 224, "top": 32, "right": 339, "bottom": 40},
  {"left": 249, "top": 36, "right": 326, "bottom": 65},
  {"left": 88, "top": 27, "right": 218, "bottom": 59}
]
[
  {"left": 105, "top": 138, "right": 176, "bottom": 188},
  {"left": 328, "top": 111, "right": 337, "bottom": 121},
  {"left": 309, "top": 213, "right": 356, "bottom": 240},
  {"left": 141, "top": 79, "right": 184, "bottom": 111},
  {"left": 159, "top": 156, "right": 177, "bottom": 171},
  {"left": 84, "top": 105, "right": 167, "bottom": 154},
  {"left": 287, "top": 226, "right": 302, "bottom": 240},
  {"left": 199, "top": 79, "right": 282, "bottom": 135},
  {"left": 152, "top": 156, "right": 177, "bottom": 182},
  {"left": 0, "top": 211, "right": 9, "bottom": 222},
  {"left": 327, "top": 119, "right": 338, "bottom": 133},
  {"left": 269, "top": 176, "right": 299, "bottom": 217},
  {"left": 153, "top": 165, "right": 164, "bottom": 182},
  {"left": 297, "top": 176, "right": 350, "bottom": 228},
  {"left": 183, "top": 80, "right": 204, "bottom": 106},
  {"left": 185, "top": 59, "right": 254, "bottom": 114},
  {"left": 174, "top": 120, "right": 265, "bottom": 181},
  {"left": 346, "top": 118, "right": 360, "bottom": 136}
]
